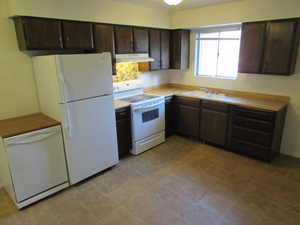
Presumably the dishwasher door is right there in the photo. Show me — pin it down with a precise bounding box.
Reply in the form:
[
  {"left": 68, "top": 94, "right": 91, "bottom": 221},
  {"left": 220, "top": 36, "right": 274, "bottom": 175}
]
[{"left": 4, "top": 126, "right": 68, "bottom": 203}]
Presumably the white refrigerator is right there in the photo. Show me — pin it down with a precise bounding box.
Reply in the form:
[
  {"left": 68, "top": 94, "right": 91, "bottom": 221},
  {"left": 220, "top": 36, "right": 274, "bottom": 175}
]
[{"left": 33, "top": 53, "right": 119, "bottom": 185}]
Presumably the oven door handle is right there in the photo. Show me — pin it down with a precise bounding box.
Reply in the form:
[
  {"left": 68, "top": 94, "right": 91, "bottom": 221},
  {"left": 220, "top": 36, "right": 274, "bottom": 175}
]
[{"left": 134, "top": 101, "right": 165, "bottom": 111}]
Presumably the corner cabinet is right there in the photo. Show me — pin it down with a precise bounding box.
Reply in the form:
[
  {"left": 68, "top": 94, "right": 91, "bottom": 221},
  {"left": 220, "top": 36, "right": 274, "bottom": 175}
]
[
  {"left": 170, "top": 29, "right": 190, "bottom": 70},
  {"left": 238, "top": 18, "right": 300, "bottom": 75},
  {"left": 228, "top": 105, "right": 287, "bottom": 162},
  {"left": 13, "top": 17, "right": 63, "bottom": 50}
]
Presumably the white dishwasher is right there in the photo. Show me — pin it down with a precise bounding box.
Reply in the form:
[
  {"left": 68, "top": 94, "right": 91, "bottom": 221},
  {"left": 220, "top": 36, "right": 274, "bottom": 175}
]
[{"left": 0, "top": 125, "right": 69, "bottom": 209}]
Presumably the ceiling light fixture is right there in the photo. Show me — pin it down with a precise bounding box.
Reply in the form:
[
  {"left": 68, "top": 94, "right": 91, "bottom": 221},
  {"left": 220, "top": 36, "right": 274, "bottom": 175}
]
[{"left": 164, "top": 0, "right": 183, "bottom": 6}]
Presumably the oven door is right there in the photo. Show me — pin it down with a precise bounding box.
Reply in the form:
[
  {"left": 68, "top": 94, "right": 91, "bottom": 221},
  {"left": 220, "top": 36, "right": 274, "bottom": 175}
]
[{"left": 132, "top": 101, "right": 165, "bottom": 141}]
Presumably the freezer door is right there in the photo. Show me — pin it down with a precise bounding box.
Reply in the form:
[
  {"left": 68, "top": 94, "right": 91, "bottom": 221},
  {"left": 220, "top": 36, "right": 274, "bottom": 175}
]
[
  {"left": 56, "top": 53, "right": 113, "bottom": 103},
  {"left": 4, "top": 126, "right": 68, "bottom": 203},
  {"left": 62, "top": 95, "right": 119, "bottom": 185}
]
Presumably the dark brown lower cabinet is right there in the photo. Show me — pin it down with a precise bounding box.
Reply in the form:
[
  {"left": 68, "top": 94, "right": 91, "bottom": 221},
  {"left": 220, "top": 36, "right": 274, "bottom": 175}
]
[
  {"left": 115, "top": 107, "right": 132, "bottom": 158},
  {"left": 167, "top": 95, "right": 287, "bottom": 162},
  {"left": 174, "top": 97, "right": 200, "bottom": 139},
  {"left": 165, "top": 96, "right": 175, "bottom": 138},
  {"left": 200, "top": 101, "right": 229, "bottom": 147},
  {"left": 228, "top": 105, "right": 287, "bottom": 161}
]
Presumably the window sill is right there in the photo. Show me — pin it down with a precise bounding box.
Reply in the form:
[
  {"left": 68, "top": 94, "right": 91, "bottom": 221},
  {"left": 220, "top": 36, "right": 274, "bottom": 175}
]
[{"left": 195, "top": 74, "right": 238, "bottom": 80}]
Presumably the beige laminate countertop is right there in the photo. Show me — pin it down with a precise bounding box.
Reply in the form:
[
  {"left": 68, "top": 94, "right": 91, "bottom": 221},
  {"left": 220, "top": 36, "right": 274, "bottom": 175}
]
[
  {"left": 0, "top": 113, "right": 61, "bottom": 138},
  {"left": 145, "top": 84, "right": 289, "bottom": 112},
  {"left": 114, "top": 100, "right": 130, "bottom": 110}
]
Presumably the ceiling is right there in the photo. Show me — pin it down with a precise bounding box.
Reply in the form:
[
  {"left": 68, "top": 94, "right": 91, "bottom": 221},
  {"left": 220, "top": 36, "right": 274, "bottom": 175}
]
[{"left": 111, "top": 0, "right": 240, "bottom": 11}]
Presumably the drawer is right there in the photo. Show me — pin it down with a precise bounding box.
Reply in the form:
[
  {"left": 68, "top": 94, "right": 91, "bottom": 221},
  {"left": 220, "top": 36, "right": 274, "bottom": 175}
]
[
  {"left": 233, "top": 116, "right": 274, "bottom": 133},
  {"left": 232, "top": 106, "right": 275, "bottom": 121},
  {"left": 202, "top": 101, "right": 229, "bottom": 112},
  {"left": 229, "top": 138, "right": 270, "bottom": 161},
  {"left": 175, "top": 96, "right": 200, "bottom": 108},
  {"left": 232, "top": 126, "right": 273, "bottom": 147},
  {"left": 116, "top": 107, "right": 131, "bottom": 120}
]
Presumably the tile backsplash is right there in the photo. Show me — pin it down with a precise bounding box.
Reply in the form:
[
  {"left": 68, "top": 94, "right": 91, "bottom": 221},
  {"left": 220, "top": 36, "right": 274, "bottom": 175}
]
[{"left": 113, "top": 62, "right": 139, "bottom": 82}]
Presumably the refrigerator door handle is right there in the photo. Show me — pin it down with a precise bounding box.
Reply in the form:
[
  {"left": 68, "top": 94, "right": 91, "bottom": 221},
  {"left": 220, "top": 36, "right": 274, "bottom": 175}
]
[
  {"left": 61, "top": 103, "right": 73, "bottom": 137},
  {"left": 56, "top": 58, "right": 69, "bottom": 103},
  {"left": 64, "top": 104, "right": 73, "bottom": 138}
]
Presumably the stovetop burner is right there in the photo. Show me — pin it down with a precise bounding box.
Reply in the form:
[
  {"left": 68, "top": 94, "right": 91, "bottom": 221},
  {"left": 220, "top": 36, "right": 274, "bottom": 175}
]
[{"left": 120, "top": 94, "right": 158, "bottom": 103}]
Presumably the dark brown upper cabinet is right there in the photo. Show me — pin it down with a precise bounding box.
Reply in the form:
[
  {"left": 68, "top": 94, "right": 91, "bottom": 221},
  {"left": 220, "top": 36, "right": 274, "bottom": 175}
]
[
  {"left": 93, "top": 23, "right": 116, "bottom": 74},
  {"left": 238, "top": 18, "right": 300, "bottom": 75},
  {"left": 114, "top": 26, "right": 133, "bottom": 54},
  {"left": 238, "top": 22, "right": 266, "bottom": 74},
  {"left": 170, "top": 29, "right": 190, "bottom": 70},
  {"left": 62, "top": 21, "right": 94, "bottom": 50},
  {"left": 161, "top": 30, "right": 170, "bottom": 70},
  {"left": 94, "top": 24, "right": 115, "bottom": 56},
  {"left": 262, "top": 20, "right": 300, "bottom": 75},
  {"left": 149, "top": 29, "right": 161, "bottom": 70},
  {"left": 133, "top": 27, "right": 149, "bottom": 53},
  {"left": 13, "top": 17, "right": 63, "bottom": 50}
]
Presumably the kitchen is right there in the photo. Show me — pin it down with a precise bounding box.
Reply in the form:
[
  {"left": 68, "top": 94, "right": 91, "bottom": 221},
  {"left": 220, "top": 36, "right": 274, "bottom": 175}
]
[{"left": 1, "top": 0, "right": 300, "bottom": 224}]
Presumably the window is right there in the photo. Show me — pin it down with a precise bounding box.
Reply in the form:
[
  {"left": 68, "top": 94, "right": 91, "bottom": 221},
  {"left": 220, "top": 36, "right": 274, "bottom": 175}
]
[{"left": 195, "top": 28, "right": 241, "bottom": 79}]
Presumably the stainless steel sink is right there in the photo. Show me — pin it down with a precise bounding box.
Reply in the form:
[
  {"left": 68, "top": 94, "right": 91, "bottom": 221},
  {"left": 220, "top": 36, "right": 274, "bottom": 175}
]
[
  {"left": 180, "top": 90, "right": 208, "bottom": 97},
  {"left": 179, "top": 90, "right": 228, "bottom": 98}
]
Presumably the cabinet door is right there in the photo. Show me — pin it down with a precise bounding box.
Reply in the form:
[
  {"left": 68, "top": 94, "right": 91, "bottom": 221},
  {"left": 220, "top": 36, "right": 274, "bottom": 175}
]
[
  {"left": 170, "top": 30, "right": 190, "bottom": 70},
  {"left": 94, "top": 24, "right": 115, "bottom": 57},
  {"left": 14, "top": 17, "right": 63, "bottom": 50},
  {"left": 94, "top": 24, "right": 116, "bottom": 74},
  {"left": 175, "top": 104, "right": 200, "bottom": 139},
  {"left": 149, "top": 29, "right": 161, "bottom": 70},
  {"left": 62, "top": 21, "right": 94, "bottom": 49},
  {"left": 201, "top": 109, "right": 228, "bottom": 146},
  {"left": 161, "top": 30, "right": 170, "bottom": 70},
  {"left": 115, "top": 26, "right": 133, "bottom": 54},
  {"left": 116, "top": 118, "right": 132, "bottom": 158},
  {"left": 165, "top": 97, "right": 174, "bottom": 138},
  {"left": 238, "top": 22, "right": 266, "bottom": 73},
  {"left": 262, "top": 20, "right": 299, "bottom": 75},
  {"left": 133, "top": 27, "right": 149, "bottom": 53}
]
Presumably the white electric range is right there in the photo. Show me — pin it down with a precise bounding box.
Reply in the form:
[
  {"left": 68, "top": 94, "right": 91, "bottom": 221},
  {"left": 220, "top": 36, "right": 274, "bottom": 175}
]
[{"left": 114, "top": 88, "right": 165, "bottom": 155}]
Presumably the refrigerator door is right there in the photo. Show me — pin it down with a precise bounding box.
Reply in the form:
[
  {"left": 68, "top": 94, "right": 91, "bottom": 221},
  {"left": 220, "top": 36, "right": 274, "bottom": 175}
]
[
  {"left": 56, "top": 53, "right": 113, "bottom": 103},
  {"left": 4, "top": 126, "right": 68, "bottom": 203},
  {"left": 62, "top": 95, "right": 119, "bottom": 185}
]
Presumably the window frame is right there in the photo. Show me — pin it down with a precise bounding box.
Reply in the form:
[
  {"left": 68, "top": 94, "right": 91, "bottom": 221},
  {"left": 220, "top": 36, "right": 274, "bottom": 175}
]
[{"left": 194, "top": 25, "right": 241, "bottom": 79}]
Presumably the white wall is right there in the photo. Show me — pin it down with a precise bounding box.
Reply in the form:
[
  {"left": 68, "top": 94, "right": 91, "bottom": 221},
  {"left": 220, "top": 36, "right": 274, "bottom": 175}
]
[
  {"left": 139, "top": 71, "right": 170, "bottom": 88},
  {"left": 9, "top": 0, "right": 171, "bottom": 28},
  {"left": 169, "top": 30, "right": 300, "bottom": 158},
  {"left": 0, "top": 0, "right": 39, "bottom": 120},
  {"left": 171, "top": 0, "right": 300, "bottom": 28}
]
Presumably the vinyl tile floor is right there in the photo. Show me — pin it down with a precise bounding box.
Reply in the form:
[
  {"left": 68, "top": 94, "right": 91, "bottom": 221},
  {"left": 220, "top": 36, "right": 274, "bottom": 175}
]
[{"left": 1, "top": 136, "right": 300, "bottom": 225}]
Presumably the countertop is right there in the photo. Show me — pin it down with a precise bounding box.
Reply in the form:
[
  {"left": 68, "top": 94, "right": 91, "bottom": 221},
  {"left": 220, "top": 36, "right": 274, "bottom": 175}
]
[
  {"left": 145, "top": 84, "right": 289, "bottom": 112},
  {"left": 0, "top": 113, "right": 61, "bottom": 138},
  {"left": 114, "top": 100, "right": 131, "bottom": 110}
]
